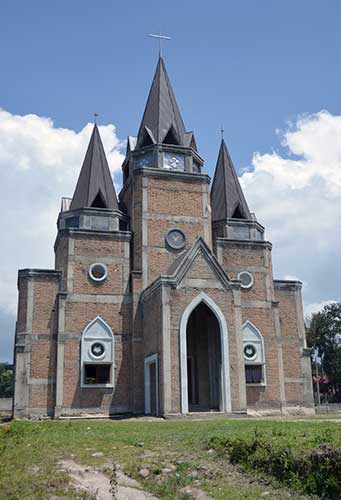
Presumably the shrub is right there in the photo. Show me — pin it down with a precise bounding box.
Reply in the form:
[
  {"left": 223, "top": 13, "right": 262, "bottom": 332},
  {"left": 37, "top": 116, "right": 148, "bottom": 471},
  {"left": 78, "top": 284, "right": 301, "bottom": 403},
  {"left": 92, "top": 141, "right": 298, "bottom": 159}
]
[{"left": 208, "top": 431, "right": 341, "bottom": 499}]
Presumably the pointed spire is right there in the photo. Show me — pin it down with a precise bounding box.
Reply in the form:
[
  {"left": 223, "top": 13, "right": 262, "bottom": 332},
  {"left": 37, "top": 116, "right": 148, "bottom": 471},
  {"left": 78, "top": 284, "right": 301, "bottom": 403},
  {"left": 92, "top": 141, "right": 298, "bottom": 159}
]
[
  {"left": 136, "top": 56, "right": 187, "bottom": 148},
  {"left": 70, "top": 125, "right": 119, "bottom": 211},
  {"left": 211, "top": 139, "right": 251, "bottom": 222}
]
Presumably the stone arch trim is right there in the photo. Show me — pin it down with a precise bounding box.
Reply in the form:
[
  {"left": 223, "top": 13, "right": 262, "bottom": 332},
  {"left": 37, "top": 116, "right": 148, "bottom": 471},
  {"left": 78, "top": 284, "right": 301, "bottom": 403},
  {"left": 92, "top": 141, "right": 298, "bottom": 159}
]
[
  {"left": 242, "top": 320, "right": 265, "bottom": 359},
  {"left": 179, "top": 292, "right": 231, "bottom": 414},
  {"left": 82, "top": 316, "right": 114, "bottom": 339}
]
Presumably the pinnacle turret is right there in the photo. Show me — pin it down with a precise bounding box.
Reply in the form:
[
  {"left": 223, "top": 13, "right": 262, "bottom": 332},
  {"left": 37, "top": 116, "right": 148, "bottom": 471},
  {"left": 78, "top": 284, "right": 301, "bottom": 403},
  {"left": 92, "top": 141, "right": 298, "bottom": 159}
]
[
  {"left": 136, "top": 56, "right": 196, "bottom": 149},
  {"left": 211, "top": 139, "right": 251, "bottom": 222},
  {"left": 70, "top": 125, "right": 118, "bottom": 211}
]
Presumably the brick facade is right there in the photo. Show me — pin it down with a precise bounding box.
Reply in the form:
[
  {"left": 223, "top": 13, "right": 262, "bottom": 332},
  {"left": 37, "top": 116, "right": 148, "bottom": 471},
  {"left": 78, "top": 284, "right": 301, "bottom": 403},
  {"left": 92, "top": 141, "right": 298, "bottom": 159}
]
[{"left": 13, "top": 56, "right": 314, "bottom": 419}]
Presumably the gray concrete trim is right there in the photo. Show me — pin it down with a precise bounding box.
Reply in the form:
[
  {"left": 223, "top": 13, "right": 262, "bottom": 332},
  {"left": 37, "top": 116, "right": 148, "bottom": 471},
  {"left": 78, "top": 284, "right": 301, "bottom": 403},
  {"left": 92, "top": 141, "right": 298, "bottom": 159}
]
[
  {"left": 142, "top": 177, "right": 149, "bottom": 289},
  {"left": 28, "top": 378, "right": 55, "bottom": 385},
  {"left": 66, "top": 236, "right": 74, "bottom": 293},
  {"left": 18, "top": 269, "right": 61, "bottom": 281},
  {"left": 234, "top": 301, "right": 247, "bottom": 409},
  {"left": 240, "top": 300, "right": 272, "bottom": 309},
  {"left": 73, "top": 256, "right": 128, "bottom": 265},
  {"left": 26, "top": 333, "right": 53, "bottom": 340},
  {"left": 59, "top": 332, "right": 81, "bottom": 340},
  {"left": 145, "top": 213, "right": 208, "bottom": 224},
  {"left": 275, "top": 338, "right": 305, "bottom": 346},
  {"left": 161, "top": 286, "right": 171, "bottom": 414},
  {"left": 284, "top": 378, "right": 305, "bottom": 383},
  {"left": 67, "top": 294, "right": 132, "bottom": 304},
  {"left": 54, "top": 405, "right": 130, "bottom": 415},
  {"left": 225, "top": 265, "right": 267, "bottom": 273},
  {"left": 26, "top": 279, "right": 34, "bottom": 333},
  {"left": 295, "top": 286, "right": 306, "bottom": 342},
  {"left": 55, "top": 230, "right": 131, "bottom": 252},
  {"left": 213, "top": 218, "right": 265, "bottom": 233},
  {"left": 216, "top": 238, "right": 272, "bottom": 250},
  {"left": 132, "top": 166, "right": 211, "bottom": 184},
  {"left": 179, "top": 292, "right": 231, "bottom": 414},
  {"left": 274, "top": 280, "right": 302, "bottom": 289},
  {"left": 216, "top": 243, "right": 223, "bottom": 264},
  {"left": 59, "top": 332, "right": 126, "bottom": 341},
  {"left": 181, "top": 278, "right": 224, "bottom": 289},
  {"left": 273, "top": 303, "right": 286, "bottom": 404}
]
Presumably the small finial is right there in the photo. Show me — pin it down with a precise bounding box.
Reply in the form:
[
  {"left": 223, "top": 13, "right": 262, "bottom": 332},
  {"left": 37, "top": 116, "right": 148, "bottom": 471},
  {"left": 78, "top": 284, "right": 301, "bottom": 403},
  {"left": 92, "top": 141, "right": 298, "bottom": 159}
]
[
  {"left": 94, "top": 113, "right": 99, "bottom": 125},
  {"left": 148, "top": 32, "right": 171, "bottom": 56},
  {"left": 221, "top": 125, "right": 224, "bottom": 141}
]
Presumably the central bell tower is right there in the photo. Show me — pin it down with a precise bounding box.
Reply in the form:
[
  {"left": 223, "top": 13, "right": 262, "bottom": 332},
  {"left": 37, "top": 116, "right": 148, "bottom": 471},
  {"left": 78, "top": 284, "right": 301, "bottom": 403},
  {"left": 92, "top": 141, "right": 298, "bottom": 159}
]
[{"left": 120, "top": 56, "right": 212, "bottom": 288}]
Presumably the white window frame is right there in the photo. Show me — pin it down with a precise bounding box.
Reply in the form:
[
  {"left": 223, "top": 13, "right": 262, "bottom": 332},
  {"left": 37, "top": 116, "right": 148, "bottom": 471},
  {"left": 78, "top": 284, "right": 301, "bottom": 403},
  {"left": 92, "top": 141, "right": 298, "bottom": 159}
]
[
  {"left": 242, "top": 320, "right": 266, "bottom": 386},
  {"left": 237, "top": 271, "right": 254, "bottom": 289},
  {"left": 80, "top": 316, "right": 114, "bottom": 389}
]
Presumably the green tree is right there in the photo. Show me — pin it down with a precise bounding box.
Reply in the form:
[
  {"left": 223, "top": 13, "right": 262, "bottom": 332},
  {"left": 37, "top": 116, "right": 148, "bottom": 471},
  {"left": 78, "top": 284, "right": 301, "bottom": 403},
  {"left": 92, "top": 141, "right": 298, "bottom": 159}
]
[
  {"left": 306, "top": 302, "right": 341, "bottom": 402},
  {"left": 0, "top": 363, "right": 14, "bottom": 398}
]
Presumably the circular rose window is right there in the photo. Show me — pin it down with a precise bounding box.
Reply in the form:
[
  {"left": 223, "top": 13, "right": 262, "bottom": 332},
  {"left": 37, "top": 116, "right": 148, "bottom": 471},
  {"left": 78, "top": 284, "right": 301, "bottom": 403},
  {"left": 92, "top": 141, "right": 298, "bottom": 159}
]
[
  {"left": 89, "top": 263, "right": 108, "bottom": 283},
  {"left": 91, "top": 342, "right": 105, "bottom": 358},
  {"left": 237, "top": 271, "right": 254, "bottom": 289},
  {"left": 244, "top": 344, "right": 257, "bottom": 360}
]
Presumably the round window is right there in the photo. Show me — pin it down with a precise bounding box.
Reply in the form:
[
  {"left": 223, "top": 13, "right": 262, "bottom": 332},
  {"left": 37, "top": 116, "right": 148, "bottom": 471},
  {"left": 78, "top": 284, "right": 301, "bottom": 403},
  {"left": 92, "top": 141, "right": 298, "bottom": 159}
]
[
  {"left": 91, "top": 342, "right": 105, "bottom": 358},
  {"left": 89, "top": 263, "right": 108, "bottom": 283},
  {"left": 244, "top": 344, "right": 257, "bottom": 360},
  {"left": 238, "top": 271, "right": 254, "bottom": 289}
]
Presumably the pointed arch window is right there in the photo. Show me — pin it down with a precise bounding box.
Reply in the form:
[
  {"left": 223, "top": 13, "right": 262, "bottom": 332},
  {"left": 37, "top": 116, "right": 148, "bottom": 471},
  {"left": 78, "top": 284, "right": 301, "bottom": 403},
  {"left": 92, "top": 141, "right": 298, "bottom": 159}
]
[
  {"left": 80, "top": 317, "right": 114, "bottom": 388},
  {"left": 242, "top": 321, "right": 266, "bottom": 385}
]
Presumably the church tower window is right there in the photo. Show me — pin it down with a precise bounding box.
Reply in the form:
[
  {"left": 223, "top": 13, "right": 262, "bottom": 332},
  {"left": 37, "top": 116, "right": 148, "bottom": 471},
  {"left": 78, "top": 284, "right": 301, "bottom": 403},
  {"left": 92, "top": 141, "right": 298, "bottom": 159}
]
[
  {"left": 80, "top": 317, "right": 114, "bottom": 388},
  {"left": 242, "top": 321, "right": 266, "bottom": 385}
]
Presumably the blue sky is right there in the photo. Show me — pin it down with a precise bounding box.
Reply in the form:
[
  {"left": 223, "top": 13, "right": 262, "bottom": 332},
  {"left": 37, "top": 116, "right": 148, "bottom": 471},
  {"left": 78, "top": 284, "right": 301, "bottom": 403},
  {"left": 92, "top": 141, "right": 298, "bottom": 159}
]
[
  {"left": 2, "top": 0, "right": 341, "bottom": 172},
  {"left": 1, "top": 0, "right": 341, "bottom": 362}
]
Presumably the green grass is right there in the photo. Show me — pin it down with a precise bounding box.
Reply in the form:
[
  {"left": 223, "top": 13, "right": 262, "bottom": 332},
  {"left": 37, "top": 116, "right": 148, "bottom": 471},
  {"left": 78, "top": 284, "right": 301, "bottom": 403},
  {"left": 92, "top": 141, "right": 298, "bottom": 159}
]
[{"left": 0, "top": 418, "right": 340, "bottom": 499}]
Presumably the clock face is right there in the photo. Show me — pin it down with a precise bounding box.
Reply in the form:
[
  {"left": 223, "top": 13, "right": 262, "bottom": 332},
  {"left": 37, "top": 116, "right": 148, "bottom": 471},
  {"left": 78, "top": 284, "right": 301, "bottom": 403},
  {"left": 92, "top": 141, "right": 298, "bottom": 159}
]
[
  {"left": 163, "top": 153, "right": 185, "bottom": 171},
  {"left": 166, "top": 229, "right": 186, "bottom": 250}
]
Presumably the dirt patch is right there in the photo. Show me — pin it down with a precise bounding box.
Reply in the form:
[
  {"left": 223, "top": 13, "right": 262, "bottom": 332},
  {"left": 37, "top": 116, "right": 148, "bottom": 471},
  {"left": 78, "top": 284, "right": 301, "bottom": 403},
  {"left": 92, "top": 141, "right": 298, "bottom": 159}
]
[{"left": 59, "top": 460, "right": 158, "bottom": 499}]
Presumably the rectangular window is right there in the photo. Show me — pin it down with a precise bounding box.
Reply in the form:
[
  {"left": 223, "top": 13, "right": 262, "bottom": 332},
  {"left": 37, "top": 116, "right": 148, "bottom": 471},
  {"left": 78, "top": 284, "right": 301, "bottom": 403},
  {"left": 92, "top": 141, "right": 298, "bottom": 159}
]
[
  {"left": 84, "top": 364, "right": 111, "bottom": 385},
  {"left": 245, "top": 365, "right": 263, "bottom": 384}
]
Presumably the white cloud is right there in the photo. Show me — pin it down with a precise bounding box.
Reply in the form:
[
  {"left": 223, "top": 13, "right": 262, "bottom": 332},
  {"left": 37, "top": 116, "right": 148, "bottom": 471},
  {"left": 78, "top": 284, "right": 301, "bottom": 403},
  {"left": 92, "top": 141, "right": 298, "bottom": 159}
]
[
  {"left": 1, "top": 108, "right": 341, "bottom": 360},
  {"left": 304, "top": 300, "right": 336, "bottom": 318},
  {"left": 241, "top": 110, "right": 341, "bottom": 311},
  {"left": 0, "top": 109, "right": 125, "bottom": 326}
]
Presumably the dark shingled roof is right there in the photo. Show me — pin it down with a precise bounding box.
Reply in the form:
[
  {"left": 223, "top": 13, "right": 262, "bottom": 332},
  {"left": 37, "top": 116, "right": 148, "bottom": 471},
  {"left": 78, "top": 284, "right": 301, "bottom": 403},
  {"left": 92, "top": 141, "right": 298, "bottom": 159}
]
[
  {"left": 211, "top": 139, "right": 251, "bottom": 222},
  {"left": 136, "top": 56, "right": 192, "bottom": 149},
  {"left": 70, "top": 125, "right": 118, "bottom": 211}
]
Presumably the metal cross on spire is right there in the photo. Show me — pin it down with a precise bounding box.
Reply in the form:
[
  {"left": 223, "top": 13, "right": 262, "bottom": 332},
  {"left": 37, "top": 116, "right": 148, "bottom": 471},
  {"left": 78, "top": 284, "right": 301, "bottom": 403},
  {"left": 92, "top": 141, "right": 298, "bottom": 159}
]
[
  {"left": 94, "top": 113, "right": 99, "bottom": 125},
  {"left": 221, "top": 125, "right": 225, "bottom": 141},
  {"left": 148, "top": 32, "right": 171, "bottom": 56}
]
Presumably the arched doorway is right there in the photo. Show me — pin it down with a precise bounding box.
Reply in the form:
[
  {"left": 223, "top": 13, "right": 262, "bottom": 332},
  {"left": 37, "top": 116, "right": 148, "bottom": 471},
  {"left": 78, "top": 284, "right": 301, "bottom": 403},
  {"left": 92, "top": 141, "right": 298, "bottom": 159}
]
[
  {"left": 187, "top": 302, "right": 221, "bottom": 411},
  {"left": 179, "top": 292, "right": 231, "bottom": 414}
]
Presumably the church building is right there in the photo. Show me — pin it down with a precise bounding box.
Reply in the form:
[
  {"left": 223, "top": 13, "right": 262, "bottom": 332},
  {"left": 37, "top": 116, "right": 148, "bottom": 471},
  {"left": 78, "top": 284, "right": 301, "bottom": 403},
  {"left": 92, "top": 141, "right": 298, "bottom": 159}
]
[{"left": 13, "top": 57, "right": 314, "bottom": 418}]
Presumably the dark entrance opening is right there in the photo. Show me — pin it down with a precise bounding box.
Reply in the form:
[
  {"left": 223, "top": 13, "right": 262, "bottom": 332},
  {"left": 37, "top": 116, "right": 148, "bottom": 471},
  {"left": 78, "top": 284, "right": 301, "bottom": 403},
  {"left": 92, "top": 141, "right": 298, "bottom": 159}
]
[{"left": 186, "top": 302, "right": 222, "bottom": 411}]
